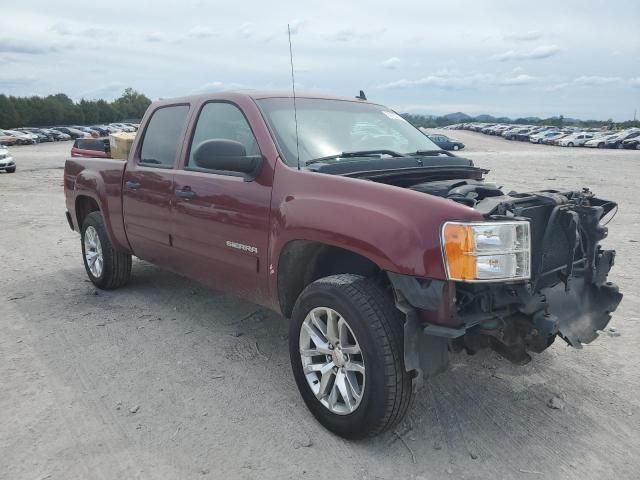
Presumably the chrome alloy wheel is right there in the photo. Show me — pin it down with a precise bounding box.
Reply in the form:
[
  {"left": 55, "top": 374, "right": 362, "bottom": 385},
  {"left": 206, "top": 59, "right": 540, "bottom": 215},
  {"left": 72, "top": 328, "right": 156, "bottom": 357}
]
[
  {"left": 299, "top": 307, "right": 365, "bottom": 415},
  {"left": 84, "top": 226, "right": 104, "bottom": 278}
]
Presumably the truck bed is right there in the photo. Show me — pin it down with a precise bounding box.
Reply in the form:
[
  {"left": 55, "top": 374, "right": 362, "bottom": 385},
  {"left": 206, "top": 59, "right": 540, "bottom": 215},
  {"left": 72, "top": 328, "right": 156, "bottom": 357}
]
[{"left": 64, "top": 157, "right": 129, "bottom": 251}]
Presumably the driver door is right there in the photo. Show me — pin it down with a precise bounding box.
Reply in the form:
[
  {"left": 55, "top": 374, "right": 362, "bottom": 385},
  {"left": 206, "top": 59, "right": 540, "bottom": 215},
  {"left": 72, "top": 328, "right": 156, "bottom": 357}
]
[{"left": 170, "top": 101, "right": 272, "bottom": 303}]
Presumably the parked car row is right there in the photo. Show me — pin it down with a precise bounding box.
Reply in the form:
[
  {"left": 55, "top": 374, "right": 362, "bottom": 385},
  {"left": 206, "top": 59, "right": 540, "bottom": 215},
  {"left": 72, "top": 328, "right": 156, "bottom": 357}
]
[
  {"left": 0, "top": 123, "right": 139, "bottom": 146},
  {"left": 446, "top": 123, "right": 640, "bottom": 150}
]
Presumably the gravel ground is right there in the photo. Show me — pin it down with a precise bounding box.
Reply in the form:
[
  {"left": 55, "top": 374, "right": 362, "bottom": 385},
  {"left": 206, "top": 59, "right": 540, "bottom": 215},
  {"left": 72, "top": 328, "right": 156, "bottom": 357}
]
[{"left": 1, "top": 134, "right": 639, "bottom": 480}]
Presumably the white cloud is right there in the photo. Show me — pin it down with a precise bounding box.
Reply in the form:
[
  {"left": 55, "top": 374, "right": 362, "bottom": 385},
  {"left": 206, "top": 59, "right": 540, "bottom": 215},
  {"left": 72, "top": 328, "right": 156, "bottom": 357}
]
[
  {"left": 50, "top": 23, "right": 72, "bottom": 36},
  {"left": 381, "top": 57, "right": 400, "bottom": 70},
  {"left": 194, "top": 81, "right": 247, "bottom": 93},
  {"left": 543, "top": 82, "right": 570, "bottom": 92},
  {"left": 499, "top": 74, "right": 537, "bottom": 85},
  {"left": 628, "top": 77, "right": 640, "bottom": 88},
  {"left": 238, "top": 23, "right": 254, "bottom": 39},
  {"left": 0, "top": 74, "right": 39, "bottom": 88},
  {"left": 78, "top": 82, "right": 126, "bottom": 100},
  {"left": 378, "top": 72, "right": 494, "bottom": 90},
  {"left": 328, "top": 28, "right": 385, "bottom": 42},
  {"left": 504, "top": 31, "right": 542, "bottom": 42},
  {"left": 492, "top": 45, "right": 561, "bottom": 61},
  {"left": 574, "top": 75, "right": 622, "bottom": 85},
  {"left": 144, "top": 32, "right": 166, "bottom": 43},
  {"left": 187, "top": 26, "right": 215, "bottom": 38},
  {"left": 0, "top": 35, "right": 61, "bottom": 54},
  {"left": 379, "top": 70, "right": 538, "bottom": 89},
  {"left": 288, "top": 20, "right": 303, "bottom": 35}
]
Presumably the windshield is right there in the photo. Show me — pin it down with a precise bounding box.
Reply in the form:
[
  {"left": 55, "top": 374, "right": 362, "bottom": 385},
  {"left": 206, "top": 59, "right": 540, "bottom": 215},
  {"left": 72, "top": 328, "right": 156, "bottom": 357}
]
[{"left": 257, "top": 98, "right": 440, "bottom": 166}]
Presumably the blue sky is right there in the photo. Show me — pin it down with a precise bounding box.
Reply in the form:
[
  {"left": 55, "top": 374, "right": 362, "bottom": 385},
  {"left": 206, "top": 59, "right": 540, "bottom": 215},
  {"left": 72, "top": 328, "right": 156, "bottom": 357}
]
[{"left": 1, "top": 0, "right": 638, "bottom": 120}]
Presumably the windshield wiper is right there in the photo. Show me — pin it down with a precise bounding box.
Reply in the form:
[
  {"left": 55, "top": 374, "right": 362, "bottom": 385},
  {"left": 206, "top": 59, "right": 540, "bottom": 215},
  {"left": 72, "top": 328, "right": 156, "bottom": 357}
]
[{"left": 305, "top": 149, "right": 406, "bottom": 165}]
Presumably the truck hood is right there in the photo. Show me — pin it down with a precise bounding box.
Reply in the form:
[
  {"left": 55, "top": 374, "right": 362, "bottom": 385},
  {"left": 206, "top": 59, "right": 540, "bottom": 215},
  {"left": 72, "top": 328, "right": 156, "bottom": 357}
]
[{"left": 307, "top": 153, "right": 486, "bottom": 186}]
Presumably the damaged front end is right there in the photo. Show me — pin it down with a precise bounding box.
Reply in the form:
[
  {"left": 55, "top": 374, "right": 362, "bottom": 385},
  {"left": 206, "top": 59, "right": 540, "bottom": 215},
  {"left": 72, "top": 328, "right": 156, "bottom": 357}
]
[{"left": 391, "top": 188, "right": 623, "bottom": 387}]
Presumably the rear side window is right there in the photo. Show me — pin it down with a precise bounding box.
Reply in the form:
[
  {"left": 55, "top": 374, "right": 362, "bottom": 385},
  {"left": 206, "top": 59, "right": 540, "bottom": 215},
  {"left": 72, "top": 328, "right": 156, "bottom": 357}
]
[
  {"left": 140, "top": 105, "right": 189, "bottom": 167},
  {"left": 76, "top": 139, "right": 108, "bottom": 151},
  {"left": 187, "top": 102, "right": 259, "bottom": 168}
]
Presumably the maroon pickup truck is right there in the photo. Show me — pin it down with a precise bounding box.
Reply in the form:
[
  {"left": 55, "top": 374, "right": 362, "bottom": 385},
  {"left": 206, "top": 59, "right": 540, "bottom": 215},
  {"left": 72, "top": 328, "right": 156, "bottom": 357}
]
[{"left": 64, "top": 91, "right": 622, "bottom": 438}]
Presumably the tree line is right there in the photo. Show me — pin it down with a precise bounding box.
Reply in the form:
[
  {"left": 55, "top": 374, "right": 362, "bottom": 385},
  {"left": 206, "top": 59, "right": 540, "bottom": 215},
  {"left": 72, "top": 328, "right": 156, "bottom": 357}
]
[{"left": 0, "top": 88, "right": 151, "bottom": 129}]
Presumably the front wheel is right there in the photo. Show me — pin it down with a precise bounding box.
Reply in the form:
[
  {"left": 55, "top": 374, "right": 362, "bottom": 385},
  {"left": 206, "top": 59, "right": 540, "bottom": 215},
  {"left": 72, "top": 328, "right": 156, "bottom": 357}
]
[
  {"left": 453, "top": 145, "right": 459, "bottom": 151},
  {"left": 289, "top": 274, "right": 412, "bottom": 439},
  {"left": 81, "top": 211, "right": 131, "bottom": 289}
]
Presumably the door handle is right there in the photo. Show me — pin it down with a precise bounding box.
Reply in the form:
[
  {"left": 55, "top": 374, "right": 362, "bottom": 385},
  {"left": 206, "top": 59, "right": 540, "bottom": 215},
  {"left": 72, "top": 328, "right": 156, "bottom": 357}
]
[
  {"left": 125, "top": 180, "right": 141, "bottom": 190},
  {"left": 175, "top": 187, "right": 195, "bottom": 199}
]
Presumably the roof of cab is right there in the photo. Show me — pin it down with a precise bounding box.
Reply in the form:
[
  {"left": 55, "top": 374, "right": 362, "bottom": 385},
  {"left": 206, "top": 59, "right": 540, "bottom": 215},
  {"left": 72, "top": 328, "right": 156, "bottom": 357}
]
[{"left": 150, "top": 90, "right": 378, "bottom": 107}]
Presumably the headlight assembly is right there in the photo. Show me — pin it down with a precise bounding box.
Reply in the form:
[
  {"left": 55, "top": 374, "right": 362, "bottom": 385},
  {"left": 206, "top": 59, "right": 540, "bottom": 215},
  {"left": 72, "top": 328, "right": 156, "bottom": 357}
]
[{"left": 441, "top": 221, "right": 531, "bottom": 282}]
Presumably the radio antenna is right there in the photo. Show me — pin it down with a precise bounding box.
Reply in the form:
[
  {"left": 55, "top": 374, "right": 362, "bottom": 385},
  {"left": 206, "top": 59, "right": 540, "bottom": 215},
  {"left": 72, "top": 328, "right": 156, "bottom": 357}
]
[{"left": 287, "top": 24, "right": 301, "bottom": 170}]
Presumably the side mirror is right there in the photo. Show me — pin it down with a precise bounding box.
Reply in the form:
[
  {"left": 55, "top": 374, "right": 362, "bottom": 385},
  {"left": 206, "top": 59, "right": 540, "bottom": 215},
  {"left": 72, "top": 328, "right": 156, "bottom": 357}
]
[{"left": 192, "top": 139, "right": 261, "bottom": 178}]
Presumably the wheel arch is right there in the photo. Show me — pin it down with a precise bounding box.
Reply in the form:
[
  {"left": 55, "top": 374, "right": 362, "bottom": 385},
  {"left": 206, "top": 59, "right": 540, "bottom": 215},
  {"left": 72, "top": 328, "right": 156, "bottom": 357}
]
[
  {"left": 75, "top": 195, "right": 101, "bottom": 230},
  {"left": 277, "top": 240, "right": 389, "bottom": 318}
]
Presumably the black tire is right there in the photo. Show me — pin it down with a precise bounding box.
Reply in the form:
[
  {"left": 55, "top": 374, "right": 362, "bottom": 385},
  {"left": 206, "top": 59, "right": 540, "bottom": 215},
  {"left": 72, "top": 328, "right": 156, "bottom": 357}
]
[
  {"left": 81, "top": 211, "right": 131, "bottom": 289},
  {"left": 289, "top": 274, "right": 412, "bottom": 439},
  {"left": 568, "top": 142, "right": 574, "bottom": 147},
  {"left": 6, "top": 167, "right": 16, "bottom": 173}
]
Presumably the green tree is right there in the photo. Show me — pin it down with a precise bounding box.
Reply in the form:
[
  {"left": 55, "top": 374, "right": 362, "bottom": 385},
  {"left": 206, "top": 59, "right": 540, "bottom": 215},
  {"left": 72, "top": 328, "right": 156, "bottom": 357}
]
[{"left": 0, "top": 88, "right": 151, "bottom": 129}]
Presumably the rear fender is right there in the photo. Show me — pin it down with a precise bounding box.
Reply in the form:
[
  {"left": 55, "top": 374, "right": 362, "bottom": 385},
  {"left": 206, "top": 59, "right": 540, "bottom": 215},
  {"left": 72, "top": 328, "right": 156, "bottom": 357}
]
[{"left": 74, "top": 169, "right": 131, "bottom": 252}]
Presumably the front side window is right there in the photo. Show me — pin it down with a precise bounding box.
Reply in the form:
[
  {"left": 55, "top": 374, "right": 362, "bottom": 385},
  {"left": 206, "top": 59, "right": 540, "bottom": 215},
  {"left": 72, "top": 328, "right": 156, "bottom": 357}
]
[
  {"left": 187, "top": 102, "right": 259, "bottom": 168},
  {"left": 139, "top": 105, "right": 189, "bottom": 167},
  {"left": 257, "top": 98, "right": 440, "bottom": 166}
]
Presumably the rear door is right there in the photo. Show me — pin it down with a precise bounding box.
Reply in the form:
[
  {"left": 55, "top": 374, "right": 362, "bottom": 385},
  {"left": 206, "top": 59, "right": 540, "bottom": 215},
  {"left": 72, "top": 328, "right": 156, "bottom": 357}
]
[
  {"left": 122, "top": 104, "right": 190, "bottom": 265},
  {"left": 171, "top": 101, "right": 272, "bottom": 302}
]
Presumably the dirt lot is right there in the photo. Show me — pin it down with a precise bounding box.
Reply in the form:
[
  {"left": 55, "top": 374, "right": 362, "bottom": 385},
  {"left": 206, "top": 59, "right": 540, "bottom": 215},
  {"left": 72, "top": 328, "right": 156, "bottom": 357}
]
[{"left": 1, "top": 133, "right": 639, "bottom": 480}]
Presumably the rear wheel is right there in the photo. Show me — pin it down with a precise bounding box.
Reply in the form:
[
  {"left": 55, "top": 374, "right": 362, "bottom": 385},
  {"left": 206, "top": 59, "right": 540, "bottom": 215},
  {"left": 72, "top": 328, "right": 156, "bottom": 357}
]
[
  {"left": 289, "top": 274, "right": 412, "bottom": 439},
  {"left": 568, "top": 142, "right": 574, "bottom": 147},
  {"left": 598, "top": 143, "right": 605, "bottom": 149},
  {"left": 81, "top": 211, "right": 131, "bottom": 289}
]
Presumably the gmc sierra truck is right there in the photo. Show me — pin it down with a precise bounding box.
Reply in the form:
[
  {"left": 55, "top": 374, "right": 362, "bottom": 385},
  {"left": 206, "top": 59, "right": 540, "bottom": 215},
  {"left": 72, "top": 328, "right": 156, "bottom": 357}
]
[{"left": 64, "top": 92, "right": 622, "bottom": 439}]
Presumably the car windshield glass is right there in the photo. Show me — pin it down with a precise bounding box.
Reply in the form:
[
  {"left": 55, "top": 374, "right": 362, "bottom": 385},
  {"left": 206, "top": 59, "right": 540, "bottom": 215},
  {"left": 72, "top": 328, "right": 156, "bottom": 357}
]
[{"left": 257, "top": 98, "right": 440, "bottom": 166}]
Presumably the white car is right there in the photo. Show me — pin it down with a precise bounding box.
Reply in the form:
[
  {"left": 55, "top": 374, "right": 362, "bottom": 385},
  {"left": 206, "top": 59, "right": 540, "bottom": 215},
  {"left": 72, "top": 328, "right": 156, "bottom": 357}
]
[
  {"left": 110, "top": 123, "right": 136, "bottom": 133},
  {"left": 584, "top": 133, "right": 617, "bottom": 148},
  {"left": 557, "top": 132, "right": 594, "bottom": 147},
  {"left": 530, "top": 130, "right": 559, "bottom": 143},
  {"left": 0, "top": 146, "right": 15, "bottom": 173}
]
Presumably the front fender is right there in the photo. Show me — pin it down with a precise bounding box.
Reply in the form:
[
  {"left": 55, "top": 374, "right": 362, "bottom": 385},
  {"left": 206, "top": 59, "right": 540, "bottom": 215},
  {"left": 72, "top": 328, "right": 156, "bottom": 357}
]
[{"left": 269, "top": 162, "right": 483, "bottom": 281}]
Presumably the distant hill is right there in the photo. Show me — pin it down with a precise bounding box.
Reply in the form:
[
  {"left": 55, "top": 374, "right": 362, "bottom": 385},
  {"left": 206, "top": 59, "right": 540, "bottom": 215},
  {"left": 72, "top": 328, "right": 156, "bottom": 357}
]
[{"left": 441, "top": 112, "right": 472, "bottom": 122}]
